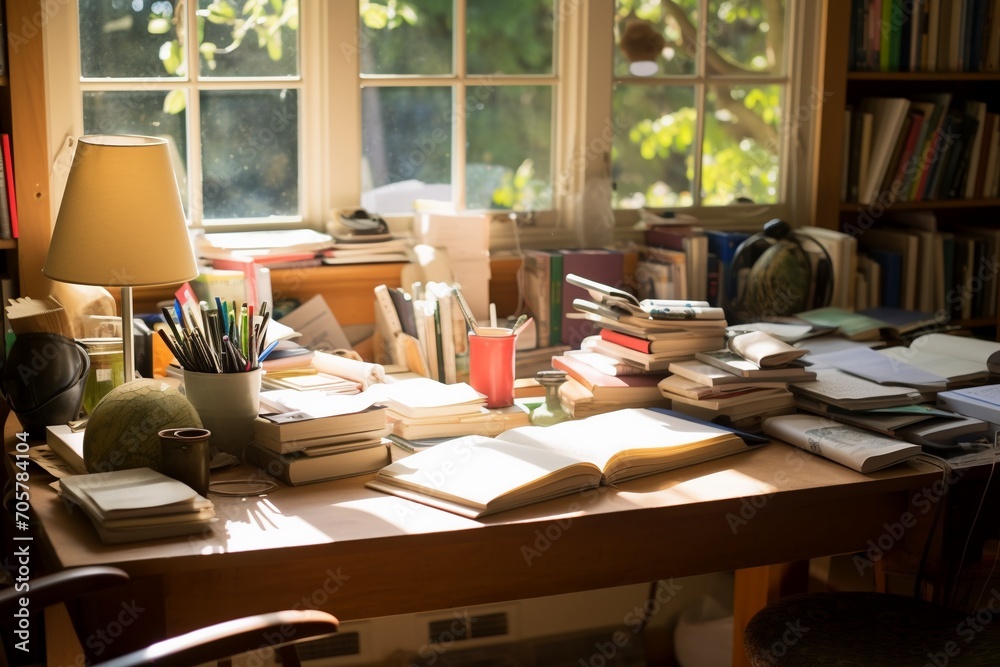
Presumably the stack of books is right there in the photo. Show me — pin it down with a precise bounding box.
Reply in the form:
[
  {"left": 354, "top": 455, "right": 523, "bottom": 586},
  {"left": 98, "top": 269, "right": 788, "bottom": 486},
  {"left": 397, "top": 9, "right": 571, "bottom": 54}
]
[
  {"left": 552, "top": 351, "right": 667, "bottom": 418},
  {"left": 59, "top": 468, "right": 215, "bottom": 544},
  {"left": 555, "top": 274, "right": 728, "bottom": 416},
  {"left": 366, "top": 377, "right": 531, "bottom": 441},
  {"left": 246, "top": 391, "right": 391, "bottom": 486},
  {"left": 661, "top": 331, "right": 817, "bottom": 431}
]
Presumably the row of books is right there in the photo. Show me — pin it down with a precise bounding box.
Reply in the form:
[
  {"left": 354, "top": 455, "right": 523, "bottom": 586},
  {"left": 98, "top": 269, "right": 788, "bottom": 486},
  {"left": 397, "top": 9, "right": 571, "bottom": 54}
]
[
  {"left": 194, "top": 227, "right": 413, "bottom": 269},
  {"left": 844, "top": 94, "right": 999, "bottom": 205},
  {"left": 849, "top": 0, "right": 1000, "bottom": 73},
  {"left": 373, "top": 281, "right": 471, "bottom": 382},
  {"left": 851, "top": 211, "right": 999, "bottom": 319}
]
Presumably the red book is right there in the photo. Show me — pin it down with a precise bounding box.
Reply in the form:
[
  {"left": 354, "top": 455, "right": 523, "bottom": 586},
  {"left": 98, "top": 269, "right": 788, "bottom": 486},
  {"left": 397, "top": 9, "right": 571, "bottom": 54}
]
[
  {"left": 600, "top": 328, "right": 655, "bottom": 354},
  {"left": 2, "top": 134, "right": 18, "bottom": 238}
]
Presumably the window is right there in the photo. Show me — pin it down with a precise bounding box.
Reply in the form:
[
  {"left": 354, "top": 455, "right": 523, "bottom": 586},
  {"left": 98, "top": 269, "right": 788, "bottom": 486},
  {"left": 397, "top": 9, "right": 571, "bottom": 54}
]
[
  {"left": 611, "top": 0, "right": 789, "bottom": 209},
  {"left": 47, "top": 0, "right": 814, "bottom": 236},
  {"left": 72, "top": 0, "right": 303, "bottom": 226},
  {"left": 357, "top": 0, "right": 557, "bottom": 215}
]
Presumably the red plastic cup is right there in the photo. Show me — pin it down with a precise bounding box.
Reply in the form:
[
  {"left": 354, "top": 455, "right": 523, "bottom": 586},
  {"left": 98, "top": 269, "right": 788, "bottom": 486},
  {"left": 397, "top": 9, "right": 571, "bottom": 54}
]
[{"left": 468, "top": 332, "right": 516, "bottom": 408}]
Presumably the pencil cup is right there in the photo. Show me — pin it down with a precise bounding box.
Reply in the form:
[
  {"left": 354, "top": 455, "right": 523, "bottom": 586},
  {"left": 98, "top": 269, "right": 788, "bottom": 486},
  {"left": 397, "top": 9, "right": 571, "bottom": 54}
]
[
  {"left": 182, "top": 367, "right": 262, "bottom": 460},
  {"left": 158, "top": 427, "right": 211, "bottom": 496},
  {"left": 468, "top": 332, "right": 516, "bottom": 408}
]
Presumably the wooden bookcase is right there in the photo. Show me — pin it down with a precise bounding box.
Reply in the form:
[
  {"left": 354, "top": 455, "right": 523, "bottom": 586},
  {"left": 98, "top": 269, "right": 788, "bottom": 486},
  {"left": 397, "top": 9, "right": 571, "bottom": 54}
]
[{"left": 812, "top": 1, "right": 1000, "bottom": 334}]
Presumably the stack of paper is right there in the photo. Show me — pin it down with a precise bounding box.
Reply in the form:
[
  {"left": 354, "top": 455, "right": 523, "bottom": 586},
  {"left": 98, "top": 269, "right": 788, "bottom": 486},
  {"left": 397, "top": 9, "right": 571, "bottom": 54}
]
[
  {"left": 59, "top": 468, "right": 215, "bottom": 544},
  {"left": 364, "top": 377, "right": 529, "bottom": 440}
]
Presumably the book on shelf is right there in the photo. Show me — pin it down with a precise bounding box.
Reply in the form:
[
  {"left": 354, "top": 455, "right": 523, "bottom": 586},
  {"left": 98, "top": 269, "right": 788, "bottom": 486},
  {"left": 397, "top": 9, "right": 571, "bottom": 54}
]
[
  {"left": 523, "top": 249, "right": 556, "bottom": 347},
  {"left": 366, "top": 407, "right": 758, "bottom": 518},
  {"left": 59, "top": 468, "right": 215, "bottom": 544},
  {"left": 694, "top": 349, "right": 816, "bottom": 381},
  {"left": 243, "top": 441, "right": 391, "bottom": 486},
  {"left": 0, "top": 134, "right": 17, "bottom": 239},
  {"left": 763, "top": 414, "right": 923, "bottom": 473},
  {"left": 551, "top": 354, "right": 664, "bottom": 402}
]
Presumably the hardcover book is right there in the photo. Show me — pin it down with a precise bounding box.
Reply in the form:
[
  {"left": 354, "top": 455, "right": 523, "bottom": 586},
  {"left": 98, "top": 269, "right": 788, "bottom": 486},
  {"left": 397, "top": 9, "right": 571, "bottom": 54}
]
[{"left": 367, "top": 408, "right": 755, "bottom": 518}]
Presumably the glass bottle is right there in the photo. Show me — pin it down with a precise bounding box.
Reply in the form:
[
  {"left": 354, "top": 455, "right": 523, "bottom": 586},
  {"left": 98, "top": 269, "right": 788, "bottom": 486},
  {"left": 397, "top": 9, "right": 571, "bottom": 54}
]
[
  {"left": 80, "top": 338, "right": 125, "bottom": 415},
  {"left": 531, "top": 370, "right": 571, "bottom": 426}
]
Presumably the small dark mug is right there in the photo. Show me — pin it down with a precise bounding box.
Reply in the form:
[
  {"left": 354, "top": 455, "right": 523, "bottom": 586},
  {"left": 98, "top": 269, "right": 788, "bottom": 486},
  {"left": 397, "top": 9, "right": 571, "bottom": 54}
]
[{"left": 158, "top": 427, "right": 211, "bottom": 496}]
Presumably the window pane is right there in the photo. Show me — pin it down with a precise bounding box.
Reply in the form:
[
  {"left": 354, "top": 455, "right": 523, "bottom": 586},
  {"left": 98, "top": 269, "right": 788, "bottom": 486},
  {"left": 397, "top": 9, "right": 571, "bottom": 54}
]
[
  {"left": 612, "top": 84, "right": 696, "bottom": 208},
  {"left": 198, "top": 0, "right": 300, "bottom": 78},
  {"left": 361, "top": 87, "right": 452, "bottom": 213},
  {"left": 707, "top": 0, "right": 784, "bottom": 75},
  {"left": 201, "top": 90, "right": 299, "bottom": 219},
  {"left": 359, "top": 0, "right": 452, "bottom": 76},
  {"left": 702, "top": 84, "right": 781, "bottom": 205},
  {"left": 82, "top": 91, "right": 189, "bottom": 212},
  {"left": 466, "top": 86, "right": 553, "bottom": 210},
  {"left": 79, "top": 1, "right": 184, "bottom": 78},
  {"left": 614, "top": 0, "right": 696, "bottom": 77},
  {"left": 467, "top": 0, "right": 554, "bottom": 75}
]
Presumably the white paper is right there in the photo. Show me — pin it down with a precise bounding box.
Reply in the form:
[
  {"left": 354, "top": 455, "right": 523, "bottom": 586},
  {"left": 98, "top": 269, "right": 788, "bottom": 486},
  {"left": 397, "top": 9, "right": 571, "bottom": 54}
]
[
  {"left": 277, "top": 294, "right": 353, "bottom": 352},
  {"left": 809, "top": 347, "right": 948, "bottom": 388},
  {"left": 259, "top": 389, "right": 383, "bottom": 418}
]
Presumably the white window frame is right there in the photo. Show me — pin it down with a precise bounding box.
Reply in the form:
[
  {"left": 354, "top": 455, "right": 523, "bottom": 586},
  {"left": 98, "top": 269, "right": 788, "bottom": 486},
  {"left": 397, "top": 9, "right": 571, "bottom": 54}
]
[{"left": 44, "top": 1, "right": 822, "bottom": 250}]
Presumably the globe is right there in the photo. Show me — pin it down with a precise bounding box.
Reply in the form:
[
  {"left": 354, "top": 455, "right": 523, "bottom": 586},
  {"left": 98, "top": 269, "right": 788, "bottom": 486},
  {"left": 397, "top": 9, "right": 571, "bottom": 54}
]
[{"left": 83, "top": 379, "right": 203, "bottom": 474}]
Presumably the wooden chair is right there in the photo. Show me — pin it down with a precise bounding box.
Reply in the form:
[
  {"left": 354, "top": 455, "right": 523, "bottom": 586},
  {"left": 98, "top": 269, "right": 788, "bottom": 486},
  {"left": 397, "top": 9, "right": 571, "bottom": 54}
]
[
  {"left": 742, "top": 590, "right": 1000, "bottom": 666},
  {"left": 0, "top": 566, "right": 338, "bottom": 667}
]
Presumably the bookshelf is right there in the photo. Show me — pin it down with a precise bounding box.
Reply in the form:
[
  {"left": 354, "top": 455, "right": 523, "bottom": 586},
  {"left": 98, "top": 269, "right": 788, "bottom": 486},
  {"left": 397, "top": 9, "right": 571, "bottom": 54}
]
[{"left": 813, "top": 1, "right": 1000, "bottom": 335}]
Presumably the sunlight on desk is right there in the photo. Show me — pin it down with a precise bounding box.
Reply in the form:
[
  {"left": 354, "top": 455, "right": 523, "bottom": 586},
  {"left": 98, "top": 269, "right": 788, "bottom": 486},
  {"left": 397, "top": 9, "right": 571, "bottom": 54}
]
[{"left": 612, "top": 470, "right": 779, "bottom": 507}]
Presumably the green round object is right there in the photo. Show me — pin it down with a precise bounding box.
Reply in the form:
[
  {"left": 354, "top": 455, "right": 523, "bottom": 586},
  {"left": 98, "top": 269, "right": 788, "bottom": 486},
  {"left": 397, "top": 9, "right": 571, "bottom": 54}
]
[
  {"left": 743, "top": 241, "right": 811, "bottom": 319},
  {"left": 83, "top": 379, "right": 202, "bottom": 474}
]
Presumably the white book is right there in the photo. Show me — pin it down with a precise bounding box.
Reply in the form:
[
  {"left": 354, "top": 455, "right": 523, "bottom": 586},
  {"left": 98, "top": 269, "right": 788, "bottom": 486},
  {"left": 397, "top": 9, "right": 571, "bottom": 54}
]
[
  {"left": 857, "top": 98, "right": 912, "bottom": 204},
  {"left": 367, "top": 408, "right": 753, "bottom": 518},
  {"left": 763, "top": 414, "right": 922, "bottom": 473}
]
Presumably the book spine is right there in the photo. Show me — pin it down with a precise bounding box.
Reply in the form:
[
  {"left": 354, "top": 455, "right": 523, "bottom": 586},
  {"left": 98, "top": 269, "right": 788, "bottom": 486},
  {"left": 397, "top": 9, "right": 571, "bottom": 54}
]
[
  {"left": 1, "top": 135, "right": 17, "bottom": 239},
  {"left": 548, "top": 253, "right": 563, "bottom": 347},
  {"left": 0, "top": 137, "right": 12, "bottom": 240},
  {"left": 242, "top": 444, "right": 293, "bottom": 485},
  {"left": 599, "top": 328, "right": 653, "bottom": 354}
]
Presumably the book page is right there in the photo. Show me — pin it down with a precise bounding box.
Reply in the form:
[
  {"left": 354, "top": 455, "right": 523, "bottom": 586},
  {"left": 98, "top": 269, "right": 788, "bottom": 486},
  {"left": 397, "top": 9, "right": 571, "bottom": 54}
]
[
  {"left": 375, "top": 435, "right": 597, "bottom": 509},
  {"left": 909, "top": 333, "right": 1000, "bottom": 372},
  {"left": 879, "top": 346, "right": 987, "bottom": 381},
  {"left": 495, "top": 408, "right": 736, "bottom": 470},
  {"left": 809, "top": 347, "right": 948, "bottom": 388},
  {"left": 793, "top": 368, "right": 920, "bottom": 402}
]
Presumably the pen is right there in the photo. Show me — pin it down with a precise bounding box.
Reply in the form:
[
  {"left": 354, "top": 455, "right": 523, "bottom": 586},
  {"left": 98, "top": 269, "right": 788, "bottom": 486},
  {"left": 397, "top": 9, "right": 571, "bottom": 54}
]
[{"left": 258, "top": 339, "right": 280, "bottom": 363}]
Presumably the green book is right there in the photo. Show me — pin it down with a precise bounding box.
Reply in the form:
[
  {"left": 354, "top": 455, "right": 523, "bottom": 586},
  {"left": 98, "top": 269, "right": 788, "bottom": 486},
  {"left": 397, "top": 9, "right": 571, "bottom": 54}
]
[{"left": 548, "top": 251, "right": 563, "bottom": 347}]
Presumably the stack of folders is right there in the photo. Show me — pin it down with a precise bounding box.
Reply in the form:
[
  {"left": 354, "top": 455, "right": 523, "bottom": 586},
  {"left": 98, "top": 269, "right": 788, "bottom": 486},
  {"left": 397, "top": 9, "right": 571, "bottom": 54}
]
[
  {"left": 245, "top": 404, "right": 391, "bottom": 486},
  {"left": 663, "top": 331, "right": 816, "bottom": 432},
  {"left": 365, "top": 377, "right": 531, "bottom": 442},
  {"left": 59, "top": 468, "right": 215, "bottom": 544}
]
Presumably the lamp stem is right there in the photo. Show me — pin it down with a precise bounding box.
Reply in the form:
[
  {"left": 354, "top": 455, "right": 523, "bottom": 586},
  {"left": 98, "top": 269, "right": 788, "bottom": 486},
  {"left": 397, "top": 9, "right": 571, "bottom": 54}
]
[{"left": 122, "top": 285, "right": 135, "bottom": 382}]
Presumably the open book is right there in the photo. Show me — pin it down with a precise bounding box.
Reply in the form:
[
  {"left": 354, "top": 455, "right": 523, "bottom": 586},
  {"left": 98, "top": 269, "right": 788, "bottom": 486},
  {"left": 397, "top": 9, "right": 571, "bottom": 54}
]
[
  {"left": 366, "top": 408, "right": 755, "bottom": 518},
  {"left": 566, "top": 274, "right": 725, "bottom": 320},
  {"left": 762, "top": 414, "right": 922, "bottom": 473}
]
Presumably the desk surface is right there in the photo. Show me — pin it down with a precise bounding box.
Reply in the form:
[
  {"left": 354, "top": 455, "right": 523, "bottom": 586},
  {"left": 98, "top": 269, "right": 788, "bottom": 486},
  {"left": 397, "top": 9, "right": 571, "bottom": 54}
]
[{"left": 24, "top": 431, "right": 945, "bottom": 637}]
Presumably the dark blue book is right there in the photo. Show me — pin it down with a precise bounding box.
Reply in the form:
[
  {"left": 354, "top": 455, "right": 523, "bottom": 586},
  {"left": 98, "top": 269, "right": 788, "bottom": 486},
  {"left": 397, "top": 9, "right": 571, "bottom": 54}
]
[
  {"left": 704, "top": 229, "right": 750, "bottom": 308},
  {"left": 865, "top": 248, "right": 903, "bottom": 309}
]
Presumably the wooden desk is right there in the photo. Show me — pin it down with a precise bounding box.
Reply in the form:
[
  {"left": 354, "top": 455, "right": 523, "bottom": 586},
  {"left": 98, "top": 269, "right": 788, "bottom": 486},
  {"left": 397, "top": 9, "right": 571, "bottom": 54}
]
[{"left": 17, "top": 425, "right": 945, "bottom": 667}]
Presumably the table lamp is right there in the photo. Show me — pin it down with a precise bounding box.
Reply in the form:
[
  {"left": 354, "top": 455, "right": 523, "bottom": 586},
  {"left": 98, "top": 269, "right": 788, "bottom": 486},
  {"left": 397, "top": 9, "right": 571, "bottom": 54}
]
[{"left": 42, "top": 135, "right": 199, "bottom": 383}]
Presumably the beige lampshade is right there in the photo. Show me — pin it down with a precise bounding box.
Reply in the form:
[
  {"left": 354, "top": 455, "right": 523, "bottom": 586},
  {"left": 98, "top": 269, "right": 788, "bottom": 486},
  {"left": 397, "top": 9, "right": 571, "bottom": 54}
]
[{"left": 43, "top": 135, "right": 198, "bottom": 287}]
